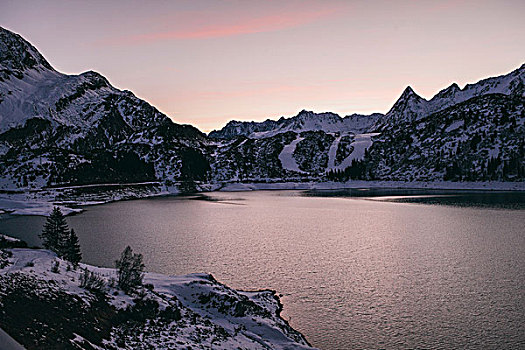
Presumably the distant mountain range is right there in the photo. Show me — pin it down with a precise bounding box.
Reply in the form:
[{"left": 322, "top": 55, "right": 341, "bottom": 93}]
[
  {"left": 0, "top": 26, "right": 523, "bottom": 192},
  {"left": 208, "top": 111, "right": 383, "bottom": 139},
  {"left": 210, "top": 65, "right": 524, "bottom": 139}
]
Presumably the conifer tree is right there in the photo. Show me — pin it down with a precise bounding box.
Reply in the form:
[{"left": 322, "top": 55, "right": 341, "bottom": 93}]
[
  {"left": 65, "top": 229, "right": 82, "bottom": 267},
  {"left": 40, "top": 207, "right": 69, "bottom": 253},
  {"left": 115, "top": 246, "right": 145, "bottom": 293},
  {"left": 56, "top": 223, "right": 72, "bottom": 257}
]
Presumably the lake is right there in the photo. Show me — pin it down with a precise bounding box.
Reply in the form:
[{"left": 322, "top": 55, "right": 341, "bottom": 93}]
[{"left": 1, "top": 189, "right": 524, "bottom": 349}]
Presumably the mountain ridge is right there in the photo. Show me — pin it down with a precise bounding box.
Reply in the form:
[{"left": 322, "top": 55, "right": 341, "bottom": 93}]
[
  {"left": 0, "top": 26, "right": 211, "bottom": 190},
  {"left": 209, "top": 110, "right": 383, "bottom": 139},
  {"left": 212, "top": 65, "right": 524, "bottom": 137},
  {"left": 0, "top": 26, "right": 523, "bottom": 193}
]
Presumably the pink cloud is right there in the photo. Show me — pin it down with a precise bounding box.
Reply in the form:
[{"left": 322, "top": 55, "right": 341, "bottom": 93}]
[{"left": 109, "top": 5, "right": 344, "bottom": 45}]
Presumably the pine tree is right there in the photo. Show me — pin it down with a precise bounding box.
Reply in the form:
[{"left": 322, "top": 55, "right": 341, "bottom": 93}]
[
  {"left": 40, "top": 207, "right": 69, "bottom": 253},
  {"left": 115, "top": 246, "right": 145, "bottom": 293},
  {"left": 56, "top": 224, "right": 72, "bottom": 257},
  {"left": 65, "top": 229, "right": 82, "bottom": 267}
]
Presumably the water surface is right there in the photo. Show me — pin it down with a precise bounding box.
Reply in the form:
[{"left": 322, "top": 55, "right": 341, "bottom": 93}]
[{"left": 1, "top": 190, "right": 524, "bottom": 349}]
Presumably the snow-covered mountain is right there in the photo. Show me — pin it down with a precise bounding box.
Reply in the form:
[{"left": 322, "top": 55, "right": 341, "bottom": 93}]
[
  {"left": 209, "top": 64, "right": 523, "bottom": 182},
  {"left": 362, "top": 93, "right": 524, "bottom": 182},
  {"left": 211, "top": 65, "right": 524, "bottom": 139},
  {"left": 0, "top": 26, "right": 523, "bottom": 192},
  {"left": 378, "top": 86, "right": 427, "bottom": 127},
  {"left": 209, "top": 110, "right": 382, "bottom": 139},
  {"left": 377, "top": 64, "right": 525, "bottom": 128},
  {"left": 0, "top": 27, "right": 210, "bottom": 191},
  {"left": 208, "top": 118, "right": 281, "bottom": 139},
  {"left": 0, "top": 27, "right": 206, "bottom": 139}
]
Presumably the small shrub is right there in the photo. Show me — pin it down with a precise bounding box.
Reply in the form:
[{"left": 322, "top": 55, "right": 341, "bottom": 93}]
[
  {"left": 51, "top": 261, "right": 60, "bottom": 273},
  {"left": 125, "top": 296, "right": 160, "bottom": 322},
  {"left": 160, "top": 305, "right": 182, "bottom": 321},
  {"left": 79, "top": 269, "right": 105, "bottom": 293}
]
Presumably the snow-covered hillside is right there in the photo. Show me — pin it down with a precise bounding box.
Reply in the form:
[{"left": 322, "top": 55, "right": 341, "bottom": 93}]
[
  {"left": 0, "top": 26, "right": 209, "bottom": 191},
  {"left": 365, "top": 94, "right": 525, "bottom": 181},
  {"left": 0, "top": 247, "right": 314, "bottom": 349},
  {"left": 377, "top": 64, "right": 525, "bottom": 127},
  {"left": 0, "top": 25, "right": 523, "bottom": 196}
]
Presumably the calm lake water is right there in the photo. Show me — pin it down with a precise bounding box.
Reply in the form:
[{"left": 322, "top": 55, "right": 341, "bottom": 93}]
[{"left": 1, "top": 190, "right": 524, "bottom": 349}]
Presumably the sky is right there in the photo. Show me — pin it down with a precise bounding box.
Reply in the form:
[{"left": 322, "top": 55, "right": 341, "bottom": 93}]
[{"left": 1, "top": 0, "right": 524, "bottom": 132}]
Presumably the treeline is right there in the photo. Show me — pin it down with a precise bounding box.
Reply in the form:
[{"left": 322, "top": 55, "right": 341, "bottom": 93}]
[
  {"left": 326, "top": 159, "right": 370, "bottom": 181},
  {"left": 49, "top": 150, "right": 156, "bottom": 186},
  {"left": 326, "top": 147, "right": 524, "bottom": 183},
  {"left": 444, "top": 151, "right": 525, "bottom": 181}
]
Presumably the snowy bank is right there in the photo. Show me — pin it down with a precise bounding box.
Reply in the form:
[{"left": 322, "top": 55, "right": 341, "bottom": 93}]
[
  {"left": 0, "top": 180, "right": 523, "bottom": 217},
  {"left": 0, "top": 182, "right": 173, "bottom": 216},
  {"left": 218, "top": 180, "right": 525, "bottom": 192},
  {"left": 0, "top": 247, "right": 315, "bottom": 349}
]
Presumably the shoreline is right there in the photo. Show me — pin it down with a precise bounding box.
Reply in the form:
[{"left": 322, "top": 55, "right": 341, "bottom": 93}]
[
  {"left": 0, "top": 247, "right": 315, "bottom": 349},
  {"left": 216, "top": 180, "right": 525, "bottom": 192},
  {"left": 0, "top": 180, "right": 523, "bottom": 217}
]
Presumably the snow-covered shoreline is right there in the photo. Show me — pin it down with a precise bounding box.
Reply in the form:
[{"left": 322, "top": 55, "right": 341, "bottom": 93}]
[
  {"left": 216, "top": 180, "right": 525, "bottom": 192},
  {"left": 0, "top": 180, "right": 523, "bottom": 217},
  {"left": 0, "top": 182, "right": 174, "bottom": 216},
  {"left": 0, "top": 247, "right": 315, "bottom": 349}
]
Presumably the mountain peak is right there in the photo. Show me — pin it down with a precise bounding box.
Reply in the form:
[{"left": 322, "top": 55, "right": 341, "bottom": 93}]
[
  {"left": 433, "top": 82, "right": 460, "bottom": 99},
  {"left": 296, "top": 109, "right": 339, "bottom": 118},
  {"left": 297, "top": 109, "right": 313, "bottom": 116},
  {"left": 403, "top": 85, "right": 415, "bottom": 94},
  {"left": 0, "top": 27, "right": 54, "bottom": 78},
  {"left": 400, "top": 86, "right": 423, "bottom": 99},
  {"left": 381, "top": 85, "right": 427, "bottom": 125},
  {"left": 391, "top": 86, "right": 425, "bottom": 106}
]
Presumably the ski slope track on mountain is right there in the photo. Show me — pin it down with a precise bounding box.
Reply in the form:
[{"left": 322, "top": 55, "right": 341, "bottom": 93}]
[{"left": 0, "top": 26, "right": 523, "bottom": 208}]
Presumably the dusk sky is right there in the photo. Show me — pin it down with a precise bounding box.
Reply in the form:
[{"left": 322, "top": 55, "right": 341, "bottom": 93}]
[{"left": 1, "top": 0, "right": 524, "bottom": 132}]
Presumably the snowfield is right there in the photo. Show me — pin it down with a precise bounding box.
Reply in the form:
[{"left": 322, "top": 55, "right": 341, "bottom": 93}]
[
  {"left": 0, "top": 247, "right": 315, "bottom": 349},
  {"left": 326, "top": 133, "right": 381, "bottom": 171},
  {"left": 278, "top": 136, "right": 305, "bottom": 173},
  {"left": 345, "top": 133, "right": 380, "bottom": 163}
]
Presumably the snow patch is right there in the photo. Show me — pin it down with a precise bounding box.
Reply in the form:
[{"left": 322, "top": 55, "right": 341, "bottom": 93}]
[
  {"left": 445, "top": 120, "right": 464, "bottom": 132},
  {"left": 278, "top": 137, "right": 306, "bottom": 173},
  {"left": 327, "top": 133, "right": 380, "bottom": 171}
]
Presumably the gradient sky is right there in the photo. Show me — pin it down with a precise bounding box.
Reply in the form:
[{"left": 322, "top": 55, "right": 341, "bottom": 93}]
[{"left": 1, "top": 0, "right": 524, "bottom": 132}]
